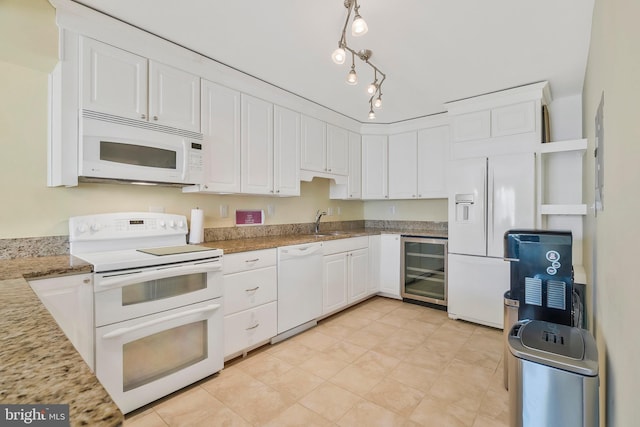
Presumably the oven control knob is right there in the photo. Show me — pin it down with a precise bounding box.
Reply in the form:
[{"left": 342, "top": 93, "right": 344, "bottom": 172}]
[
  {"left": 177, "top": 220, "right": 185, "bottom": 229},
  {"left": 90, "top": 223, "right": 101, "bottom": 232},
  {"left": 168, "top": 220, "right": 176, "bottom": 229},
  {"left": 159, "top": 220, "right": 166, "bottom": 228},
  {"left": 77, "top": 223, "right": 88, "bottom": 234}
]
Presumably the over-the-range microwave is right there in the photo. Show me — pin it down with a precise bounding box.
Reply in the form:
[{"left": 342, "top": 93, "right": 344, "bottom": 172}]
[{"left": 79, "top": 111, "right": 205, "bottom": 186}]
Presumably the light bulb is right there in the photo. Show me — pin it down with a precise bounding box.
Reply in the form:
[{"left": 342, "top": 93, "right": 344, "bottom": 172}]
[
  {"left": 367, "top": 82, "right": 377, "bottom": 95},
  {"left": 374, "top": 96, "right": 382, "bottom": 108},
  {"left": 368, "top": 109, "right": 376, "bottom": 120},
  {"left": 331, "top": 48, "right": 346, "bottom": 65},
  {"left": 352, "top": 14, "right": 368, "bottom": 36},
  {"left": 346, "top": 69, "right": 358, "bottom": 85}
]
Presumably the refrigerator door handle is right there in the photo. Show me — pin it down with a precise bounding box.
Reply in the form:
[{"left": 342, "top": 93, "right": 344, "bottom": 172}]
[{"left": 486, "top": 158, "right": 492, "bottom": 256}]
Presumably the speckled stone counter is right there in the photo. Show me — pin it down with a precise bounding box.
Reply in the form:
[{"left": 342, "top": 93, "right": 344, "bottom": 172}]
[
  {"left": 0, "top": 256, "right": 124, "bottom": 427},
  {"left": 202, "top": 227, "right": 447, "bottom": 254}
]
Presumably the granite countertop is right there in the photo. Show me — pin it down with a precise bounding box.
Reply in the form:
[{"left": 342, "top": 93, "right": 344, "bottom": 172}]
[
  {"left": 0, "top": 256, "right": 123, "bottom": 427},
  {"left": 202, "top": 228, "right": 447, "bottom": 254}
]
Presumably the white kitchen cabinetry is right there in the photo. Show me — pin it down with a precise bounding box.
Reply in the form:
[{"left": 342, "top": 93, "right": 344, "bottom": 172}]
[
  {"left": 368, "top": 235, "right": 381, "bottom": 294},
  {"left": 322, "top": 237, "right": 370, "bottom": 316},
  {"left": 273, "top": 105, "right": 301, "bottom": 196},
  {"left": 80, "top": 37, "right": 200, "bottom": 133},
  {"left": 330, "top": 132, "right": 362, "bottom": 199},
  {"left": 241, "top": 94, "right": 274, "bottom": 195},
  {"left": 29, "top": 274, "right": 94, "bottom": 370},
  {"left": 388, "top": 131, "right": 418, "bottom": 199},
  {"left": 222, "top": 249, "right": 278, "bottom": 359},
  {"left": 387, "top": 127, "right": 448, "bottom": 200},
  {"left": 300, "top": 117, "right": 348, "bottom": 177},
  {"left": 379, "top": 234, "right": 401, "bottom": 299},
  {"left": 198, "top": 80, "right": 241, "bottom": 193},
  {"left": 361, "top": 135, "right": 388, "bottom": 199}
]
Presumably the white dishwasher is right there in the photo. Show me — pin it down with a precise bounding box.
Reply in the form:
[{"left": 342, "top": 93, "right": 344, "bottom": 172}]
[{"left": 275, "top": 242, "right": 323, "bottom": 340}]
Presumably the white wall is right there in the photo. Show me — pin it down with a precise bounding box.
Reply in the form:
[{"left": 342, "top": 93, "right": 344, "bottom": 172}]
[{"left": 583, "top": 0, "right": 640, "bottom": 425}]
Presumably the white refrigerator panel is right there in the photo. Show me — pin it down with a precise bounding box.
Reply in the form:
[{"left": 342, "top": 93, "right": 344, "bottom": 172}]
[
  {"left": 487, "top": 153, "right": 536, "bottom": 258},
  {"left": 447, "top": 254, "right": 509, "bottom": 329},
  {"left": 448, "top": 157, "right": 487, "bottom": 256}
]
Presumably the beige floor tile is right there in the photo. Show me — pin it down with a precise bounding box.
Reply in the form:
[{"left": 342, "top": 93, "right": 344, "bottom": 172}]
[
  {"left": 261, "top": 403, "right": 332, "bottom": 427},
  {"left": 337, "top": 400, "right": 407, "bottom": 427},
  {"left": 453, "top": 346, "right": 502, "bottom": 371},
  {"left": 360, "top": 297, "right": 403, "bottom": 313},
  {"left": 403, "top": 344, "right": 456, "bottom": 372},
  {"left": 239, "top": 352, "right": 294, "bottom": 383},
  {"left": 414, "top": 307, "right": 449, "bottom": 325},
  {"left": 290, "top": 329, "right": 340, "bottom": 351},
  {"left": 360, "top": 319, "right": 400, "bottom": 338},
  {"left": 398, "top": 318, "right": 440, "bottom": 339},
  {"left": 364, "top": 377, "right": 425, "bottom": 417},
  {"left": 478, "top": 386, "right": 509, "bottom": 423},
  {"left": 373, "top": 331, "right": 426, "bottom": 360},
  {"left": 352, "top": 349, "right": 401, "bottom": 376},
  {"left": 330, "top": 364, "right": 383, "bottom": 396},
  {"left": 472, "top": 414, "right": 509, "bottom": 427},
  {"left": 409, "top": 396, "right": 476, "bottom": 427},
  {"left": 387, "top": 361, "right": 439, "bottom": 393},
  {"left": 201, "top": 370, "right": 294, "bottom": 425},
  {"left": 298, "top": 353, "right": 349, "bottom": 379},
  {"left": 299, "top": 382, "right": 362, "bottom": 422},
  {"left": 428, "top": 374, "right": 487, "bottom": 412},
  {"left": 377, "top": 311, "right": 411, "bottom": 328},
  {"left": 331, "top": 311, "right": 377, "bottom": 329},
  {"left": 261, "top": 366, "right": 325, "bottom": 400},
  {"left": 443, "top": 359, "right": 496, "bottom": 390},
  {"left": 314, "top": 321, "right": 356, "bottom": 339},
  {"left": 269, "top": 340, "right": 320, "bottom": 366},
  {"left": 124, "top": 410, "right": 168, "bottom": 427},
  {"left": 323, "top": 339, "right": 368, "bottom": 363},
  {"left": 343, "top": 327, "right": 386, "bottom": 349},
  {"left": 154, "top": 387, "right": 248, "bottom": 427},
  {"left": 390, "top": 304, "right": 426, "bottom": 320}
]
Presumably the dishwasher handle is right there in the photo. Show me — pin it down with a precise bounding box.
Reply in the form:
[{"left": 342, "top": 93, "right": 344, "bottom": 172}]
[{"left": 279, "top": 243, "right": 322, "bottom": 259}]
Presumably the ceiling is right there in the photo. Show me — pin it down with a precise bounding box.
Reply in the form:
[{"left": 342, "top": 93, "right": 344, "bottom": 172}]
[{"left": 73, "top": 0, "right": 595, "bottom": 124}]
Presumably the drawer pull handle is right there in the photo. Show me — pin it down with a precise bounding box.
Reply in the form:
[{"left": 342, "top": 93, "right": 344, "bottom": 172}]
[
  {"left": 245, "top": 286, "right": 260, "bottom": 292},
  {"left": 246, "top": 322, "right": 260, "bottom": 330},
  {"left": 245, "top": 258, "right": 260, "bottom": 263}
]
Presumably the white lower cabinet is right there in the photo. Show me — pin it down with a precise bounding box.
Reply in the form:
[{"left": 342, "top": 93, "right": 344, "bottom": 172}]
[
  {"left": 379, "top": 234, "right": 402, "bottom": 299},
  {"left": 222, "top": 249, "right": 278, "bottom": 359},
  {"left": 29, "top": 274, "right": 94, "bottom": 370},
  {"left": 322, "top": 237, "right": 369, "bottom": 316}
]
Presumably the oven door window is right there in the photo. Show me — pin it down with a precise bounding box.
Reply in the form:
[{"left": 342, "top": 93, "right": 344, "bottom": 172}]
[
  {"left": 123, "top": 321, "right": 207, "bottom": 391},
  {"left": 122, "top": 273, "right": 206, "bottom": 306},
  {"left": 100, "top": 140, "right": 177, "bottom": 170}
]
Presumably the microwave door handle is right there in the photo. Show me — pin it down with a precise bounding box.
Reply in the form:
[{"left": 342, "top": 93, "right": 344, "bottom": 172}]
[
  {"left": 182, "top": 139, "right": 188, "bottom": 181},
  {"left": 98, "top": 261, "right": 222, "bottom": 290},
  {"left": 101, "top": 303, "right": 221, "bottom": 339}
]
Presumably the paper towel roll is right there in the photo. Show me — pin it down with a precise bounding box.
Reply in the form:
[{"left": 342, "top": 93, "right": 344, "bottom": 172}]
[{"left": 188, "top": 208, "right": 204, "bottom": 244}]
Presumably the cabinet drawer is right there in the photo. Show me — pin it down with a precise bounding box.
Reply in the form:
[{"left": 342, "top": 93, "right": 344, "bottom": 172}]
[
  {"left": 323, "top": 236, "right": 369, "bottom": 255},
  {"left": 223, "top": 249, "right": 277, "bottom": 274},
  {"left": 223, "top": 267, "right": 277, "bottom": 315},
  {"left": 224, "top": 301, "right": 277, "bottom": 357}
]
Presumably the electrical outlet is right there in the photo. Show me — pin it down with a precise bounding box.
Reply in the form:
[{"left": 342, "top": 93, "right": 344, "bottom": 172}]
[
  {"left": 336, "top": 206, "right": 342, "bottom": 215},
  {"left": 389, "top": 205, "right": 396, "bottom": 215},
  {"left": 327, "top": 207, "right": 334, "bottom": 216},
  {"left": 219, "top": 204, "right": 229, "bottom": 218},
  {"left": 267, "top": 204, "right": 275, "bottom": 216}
]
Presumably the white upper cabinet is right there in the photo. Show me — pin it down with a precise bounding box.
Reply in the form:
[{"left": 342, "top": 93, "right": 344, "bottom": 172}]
[
  {"left": 329, "top": 131, "right": 361, "bottom": 200},
  {"left": 417, "top": 125, "right": 448, "bottom": 198},
  {"left": 80, "top": 37, "right": 200, "bottom": 133},
  {"left": 326, "top": 124, "right": 349, "bottom": 176},
  {"left": 273, "top": 105, "right": 301, "bottom": 196},
  {"left": 300, "top": 115, "right": 326, "bottom": 172},
  {"left": 199, "top": 80, "right": 241, "bottom": 193},
  {"left": 81, "top": 37, "right": 147, "bottom": 120},
  {"left": 148, "top": 61, "right": 200, "bottom": 132},
  {"left": 241, "top": 94, "right": 274, "bottom": 195},
  {"left": 300, "top": 117, "right": 348, "bottom": 176},
  {"left": 388, "top": 131, "right": 418, "bottom": 199},
  {"left": 361, "top": 134, "right": 388, "bottom": 199},
  {"left": 387, "top": 126, "right": 448, "bottom": 200}
]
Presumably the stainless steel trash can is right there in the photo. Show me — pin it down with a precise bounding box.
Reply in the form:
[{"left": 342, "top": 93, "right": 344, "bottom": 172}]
[
  {"left": 503, "top": 290, "right": 519, "bottom": 389},
  {"left": 508, "top": 320, "right": 599, "bottom": 427}
]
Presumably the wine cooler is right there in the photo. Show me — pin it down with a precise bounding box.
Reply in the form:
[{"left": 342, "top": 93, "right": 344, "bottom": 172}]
[{"left": 401, "top": 236, "right": 448, "bottom": 307}]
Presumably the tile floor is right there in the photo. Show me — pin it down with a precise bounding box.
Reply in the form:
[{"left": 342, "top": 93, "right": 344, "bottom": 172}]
[{"left": 124, "top": 297, "right": 509, "bottom": 427}]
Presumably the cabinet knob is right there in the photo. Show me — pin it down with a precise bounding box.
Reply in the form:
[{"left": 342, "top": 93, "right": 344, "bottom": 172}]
[
  {"left": 412, "top": 195, "right": 416, "bottom": 198},
  {"left": 153, "top": 115, "right": 159, "bottom": 121},
  {"left": 141, "top": 114, "right": 146, "bottom": 119},
  {"left": 385, "top": 195, "right": 389, "bottom": 199},
  {"left": 418, "top": 194, "right": 422, "bottom": 198},
  {"left": 328, "top": 168, "right": 332, "bottom": 172},
  {"left": 83, "top": 278, "right": 91, "bottom": 284},
  {"left": 276, "top": 189, "right": 280, "bottom": 193}
]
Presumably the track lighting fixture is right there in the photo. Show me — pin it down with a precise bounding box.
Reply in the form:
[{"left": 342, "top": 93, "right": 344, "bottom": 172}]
[{"left": 331, "top": 0, "right": 386, "bottom": 120}]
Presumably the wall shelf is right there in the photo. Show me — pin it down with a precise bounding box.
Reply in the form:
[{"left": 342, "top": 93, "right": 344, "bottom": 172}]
[
  {"left": 540, "top": 204, "right": 587, "bottom": 215},
  {"left": 540, "top": 138, "right": 587, "bottom": 154}
]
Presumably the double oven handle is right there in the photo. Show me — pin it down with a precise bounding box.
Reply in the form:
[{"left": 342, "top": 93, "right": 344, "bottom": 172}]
[
  {"left": 102, "top": 303, "right": 221, "bottom": 339},
  {"left": 96, "top": 260, "right": 222, "bottom": 290}
]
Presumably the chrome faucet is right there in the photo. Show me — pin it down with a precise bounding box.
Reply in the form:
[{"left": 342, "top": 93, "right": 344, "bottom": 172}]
[{"left": 314, "top": 210, "right": 327, "bottom": 234}]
